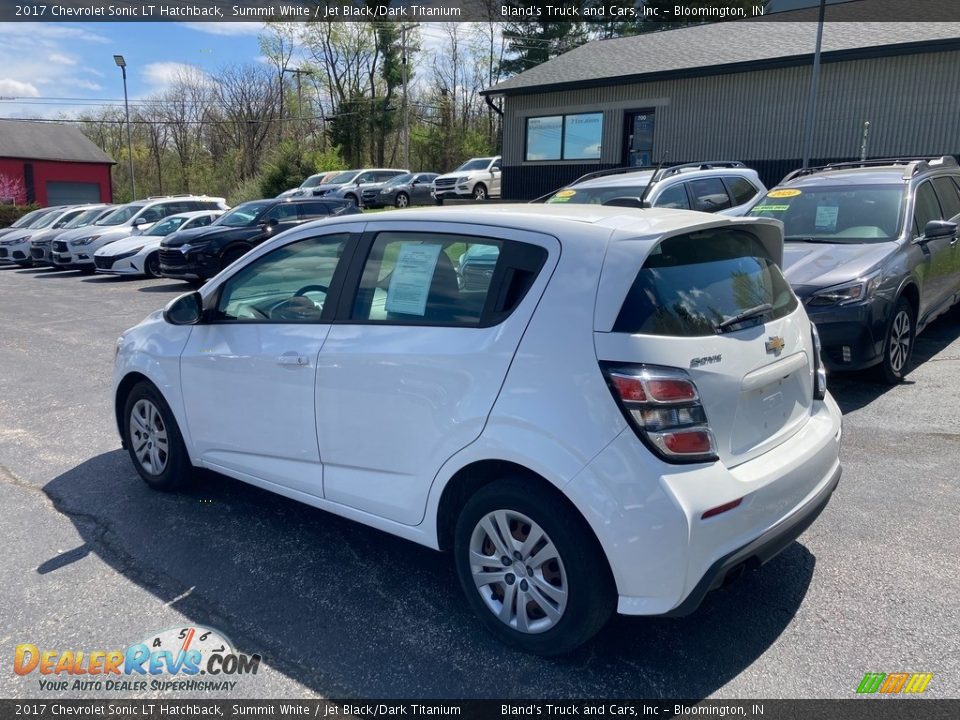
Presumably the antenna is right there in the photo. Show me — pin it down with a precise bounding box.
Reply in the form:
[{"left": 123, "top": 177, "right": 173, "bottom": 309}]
[{"left": 639, "top": 151, "right": 669, "bottom": 208}]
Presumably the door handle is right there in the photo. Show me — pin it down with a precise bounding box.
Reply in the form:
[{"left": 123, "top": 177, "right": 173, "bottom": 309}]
[{"left": 277, "top": 352, "right": 308, "bottom": 366}]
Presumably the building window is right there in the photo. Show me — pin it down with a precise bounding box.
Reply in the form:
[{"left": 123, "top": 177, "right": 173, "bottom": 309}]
[{"left": 525, "top": 113, "right": 603, "bottom": 162}]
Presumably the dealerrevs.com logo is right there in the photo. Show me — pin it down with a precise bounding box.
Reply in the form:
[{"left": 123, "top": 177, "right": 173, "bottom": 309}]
[
  {"left": 856, "top": 672, "right": 934, "bottom": 695},
  {"left": 14, "top": 626, "right": 260, "bottom": 692}
]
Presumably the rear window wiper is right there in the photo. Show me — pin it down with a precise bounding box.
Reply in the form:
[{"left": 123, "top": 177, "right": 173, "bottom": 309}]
[{"left": 716, "top": 303, "right": 773, "bottom": 333}]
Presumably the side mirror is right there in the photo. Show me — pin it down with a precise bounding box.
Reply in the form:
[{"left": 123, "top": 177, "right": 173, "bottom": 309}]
[
  {"left": 132, "top": 217, "right": 146, "bottom": 226},
  {"left": 918, "top": 219, "right": 957, "bottom": 242},
  {"left": 163, "top": 291, "right": 203, "bottom": 326},
  {"left": 260, "top": 218, "right": 279, "bottom": 229}
]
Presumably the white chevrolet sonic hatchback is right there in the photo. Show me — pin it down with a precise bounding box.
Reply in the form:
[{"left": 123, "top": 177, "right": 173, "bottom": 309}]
[{"left": 114, "top": 205, "right": 842, "bottom": 654}]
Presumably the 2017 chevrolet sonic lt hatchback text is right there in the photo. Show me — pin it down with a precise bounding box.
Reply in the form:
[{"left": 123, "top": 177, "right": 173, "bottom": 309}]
[{"left": 114, "top": 206, "right": 842, "bottom": 654}]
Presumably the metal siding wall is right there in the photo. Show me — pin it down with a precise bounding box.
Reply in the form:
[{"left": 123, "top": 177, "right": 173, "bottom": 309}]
[{"left": 500, "top": 50, "right": 960, "bottom": 197}]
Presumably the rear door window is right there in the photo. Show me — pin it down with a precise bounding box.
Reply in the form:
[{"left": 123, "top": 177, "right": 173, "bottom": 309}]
[
  {"left": 350, "top": 233, "right": 546, "bottom": 327},
  {"left": 264, "top": 203, "right": 299, "bottom": 222},
  {"left": 724, "top": 176, "right": 759, "bottom": 206},
  {"left": 300, "top": 202, "right": 331, "bottom": 218},
  {"left": 614, "top": 229, "right": 798, "bottom": 337},
  {"left": 688, "top": 178, "right": 733, "bottom": 212}
]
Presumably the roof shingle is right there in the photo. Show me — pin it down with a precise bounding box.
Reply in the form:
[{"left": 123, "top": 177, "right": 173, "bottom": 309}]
[{"left": 0, "top": 119, "right": 115, "bottom": 164}]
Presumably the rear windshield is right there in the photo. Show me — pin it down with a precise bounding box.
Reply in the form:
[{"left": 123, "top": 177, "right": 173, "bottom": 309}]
[
  {"left": 614, "top": 229, "right": 798, "bottom": 337},
  {"left": 749, "top": 185, "right": 905, "bottom": 242}
]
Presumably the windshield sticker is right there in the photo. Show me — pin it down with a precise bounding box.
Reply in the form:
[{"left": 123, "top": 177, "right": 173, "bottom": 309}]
[
  {"left": 750, "top": 204, "right": 789, "bottom": 213},
  {"left": 767, "top": 189, "right": 802, "bottom": 198},
  {"left": 385, "top": 243, "right": 443, "bottom": 317},
  {"left": 549, "top": 189, "right": 576, "bottom": 203},
  {"left": 815, "top": 205, "right": 840, "bottom": 230}
]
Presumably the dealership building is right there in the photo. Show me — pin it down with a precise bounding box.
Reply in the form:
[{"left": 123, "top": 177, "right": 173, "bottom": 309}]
[
  {"left": 483, "top": 18, "right": 960, "bottom": 200},
  {"left": 0, "top": 119, "right": 114, "bottom": 206}
]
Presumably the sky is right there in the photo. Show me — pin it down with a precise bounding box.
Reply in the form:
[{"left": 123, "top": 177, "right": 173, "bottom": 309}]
[{"left": 0, "top": 21, "right": 460, "bottom": 121}]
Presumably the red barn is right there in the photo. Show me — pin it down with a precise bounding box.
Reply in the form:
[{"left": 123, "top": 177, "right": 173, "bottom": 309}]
[{"left": 0, "top": 119, "right": 114, "bottom": 207}]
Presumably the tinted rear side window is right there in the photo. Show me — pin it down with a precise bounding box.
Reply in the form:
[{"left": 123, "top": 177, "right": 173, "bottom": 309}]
[
  {"left": 724, "top": 176, "right": 759, "bottom": 206},
  {"left": 932, "top": 177, "right": 960, "bottom": 219},
  {"left": 688, "top": 178, "right": 733, "bottom": 212},
  {"left": 614, "top": 229, "right": 798, "bottom": 337}
]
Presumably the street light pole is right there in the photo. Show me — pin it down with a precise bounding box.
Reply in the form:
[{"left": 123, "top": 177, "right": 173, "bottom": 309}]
[
  {"left": 399, "top": 24, "right": 417, "bottom": 169},
  {"left": 113, "top": 54, "right": 135, "bottom": 200}
]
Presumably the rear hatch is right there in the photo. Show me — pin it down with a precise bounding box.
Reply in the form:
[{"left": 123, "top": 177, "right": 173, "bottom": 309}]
[{"left": 594, "top": 220, "right": 817, "bottom": 468}]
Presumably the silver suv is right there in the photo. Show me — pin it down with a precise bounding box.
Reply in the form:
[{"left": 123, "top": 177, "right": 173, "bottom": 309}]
[{"left": 539, "top": 161, "right": 765, "bottom": 216}]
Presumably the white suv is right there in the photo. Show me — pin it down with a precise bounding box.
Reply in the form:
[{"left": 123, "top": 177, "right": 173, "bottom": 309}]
[
  {"left": 114, "top": 205, "right": 841, "bottom": 655},
  {"left": 52, "top": 195, "right": 228, "bottom": 272},
  {"left": 432, "top": 156, "right": 501, "bottom": 203},
  {"left": 540, "top": 161, "right": 765, "bottom": 215}
]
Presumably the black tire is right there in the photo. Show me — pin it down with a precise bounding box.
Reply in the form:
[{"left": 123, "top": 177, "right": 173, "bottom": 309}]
[
  {"left": 472, "top": 183, "right": 488, "bottom": 201},
  {"left": 345, "top": 193, "right": 359, "bottom": 207},
  {"left": 395, "top": 192, "right": 410, "bottom": 209},
  {"left": 122, "top": 381, "right": 192, "bottom": 491},
  {"left": 434, "top": 197, "right": 444, "bottom": 206},
  {"left": 144, "top": 252, "right": 161, "bottom": 279},
  {"left": 878, "top": 296, "right": 916, "bottom": 385},
  {"left": 220, "top": 246, "right": 248, "bottom": 272},
  {"left": 454, "top": 478, "right": 616, "bottom": 656}
]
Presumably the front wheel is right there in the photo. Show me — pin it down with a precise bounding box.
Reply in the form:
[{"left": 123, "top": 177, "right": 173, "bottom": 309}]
[
  {"left": 472, "top": 183, "right": 488, "bottom": 201},
  {"left": 345, "top": 193, "right": 359, "bottom": 207},
  {"left": 454, "top": 479, "right": 615, "bottom": 656},
  {"left": 220, "top": 247, "right": 248, "bottom": 272},
  {"left": 395, "top": 192, "right": 410, "bottom": 209},
  {"left": 123, "top": 382, "right": 192, "bottom": 491},
  {"left": 144, "top": 252, "right": 161, "bottom": 278},
  {"left": 878, "top": 297, "right": 915, "bottom": 384}
]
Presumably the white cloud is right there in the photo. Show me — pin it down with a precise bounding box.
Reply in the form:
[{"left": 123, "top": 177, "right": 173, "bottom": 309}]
[
  {"left": 48, "top": 53, "right": 77, "bottom": 66},
  {"left": 0, "top": 79, "right": 40, "bottom": 97},
  {"left": 73, "top": 79, "right": 103, "bottom": 91},
  {"left": 181, "top": 21, "right": 264, "bottom": 36},
  {"left": 142, "top": 61, "right": 208, "bottom": 89},
  {"left": 0, "top": 23, "right": 110, "bottom": 44}
]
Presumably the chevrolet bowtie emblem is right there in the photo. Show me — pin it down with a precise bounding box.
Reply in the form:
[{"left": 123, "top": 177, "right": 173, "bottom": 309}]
[{"left": 765, "top": 336, "right": 786, "bottom": 355}]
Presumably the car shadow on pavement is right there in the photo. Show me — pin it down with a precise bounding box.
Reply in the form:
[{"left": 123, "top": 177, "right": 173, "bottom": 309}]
[
  {"left": 137, "top": 282, "right": 194, "bottom": 294},
  {"left": 43, "top": 450, "right": 816, "bottom": 699},
  {"left": 826, "top": 305, "right": 960, "bottom": 414}
]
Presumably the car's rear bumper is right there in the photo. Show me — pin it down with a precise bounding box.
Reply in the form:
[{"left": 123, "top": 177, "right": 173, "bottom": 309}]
[
  {"left": 663, "top": 462, "right": 840, "bottom": 616},
  {"left": 566, "top": 393, "right": 842, "bottom": 616}
]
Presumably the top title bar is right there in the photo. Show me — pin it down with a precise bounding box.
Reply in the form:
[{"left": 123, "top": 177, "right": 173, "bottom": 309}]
[{"left": 3, "top": 0, "right": 959, "bottom": 23}]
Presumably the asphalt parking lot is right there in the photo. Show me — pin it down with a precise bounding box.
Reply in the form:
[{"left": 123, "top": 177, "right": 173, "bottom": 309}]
[{"left": 1, "top": 263, "right": 958, "bottom": 700}]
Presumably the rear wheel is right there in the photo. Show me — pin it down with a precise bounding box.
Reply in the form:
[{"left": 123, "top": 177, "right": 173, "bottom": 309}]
[
  {"left": 395, "top": 192, "right": 410, "bottom": 209},
  {"left": 454, "top": 478, "right": 615, "bottom": 656},
  {"left": 144, "top": 252, "right": 161, "bottom": 279},
  {"left": 122, "top": 382, "right": 192, "bottom": 491},
  {"left": 878, "top": 296, "right": 915, "bottom": 384}
]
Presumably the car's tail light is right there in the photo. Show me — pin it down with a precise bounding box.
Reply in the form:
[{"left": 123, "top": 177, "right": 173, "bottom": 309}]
[
  {"left": 811, "top": 323, "right": 827, "bottom": 400},
  {"left": 602, "top": 364, "right": 718, "bottom": 463}
]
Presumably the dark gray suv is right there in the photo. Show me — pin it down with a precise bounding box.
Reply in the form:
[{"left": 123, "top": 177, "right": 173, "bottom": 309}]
[{"left": 750, "top": 156, "right": 960, "bottom": 383}]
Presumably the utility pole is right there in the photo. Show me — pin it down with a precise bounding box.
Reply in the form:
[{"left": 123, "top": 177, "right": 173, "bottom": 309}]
[
  {"left": 283, "top": 67, "right": 314, "bottom": 135},
  {"left": 801, "top": 0, "right": 827, "bottom": 169},
  {"left": 399, "top": 24, "right": 417, "bottom": 169}
]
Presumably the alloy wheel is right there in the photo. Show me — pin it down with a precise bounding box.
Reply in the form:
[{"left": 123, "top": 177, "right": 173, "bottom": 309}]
[
  {"left": 129, "top": 399, "right": 169, "bottom": 476},
  {"left": 469, "top": 509, "right": 568, "bottom": 634},
  {"left": 889, "top": 309, "right": 912, "bottom": 376},
  {"left": 396, "top": 193, "right": 409, "bottom": 208}
]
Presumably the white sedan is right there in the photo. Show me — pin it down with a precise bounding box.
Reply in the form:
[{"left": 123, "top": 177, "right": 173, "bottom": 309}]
[{"left": 94, "top": 210, "right": 223, "bottom": 278}]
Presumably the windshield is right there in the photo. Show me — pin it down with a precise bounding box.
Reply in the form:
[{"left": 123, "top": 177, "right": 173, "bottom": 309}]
[
  {"left": 51, "top": 210, "right": 85, "bottom": 228},
  {"left": 749, "top": 185, "right": 905, "bottom": 243},
  {"left": 96, "top": 204, "right": 146, "bottom": 226},
  {"left": 32, "top": 210, "right": 65, "bottom": 229},
  {"left": 10, "top": 209, "right": 48, "bottom": 228},
  {"left": 147, "top": 216, "right": 188, "bottom": 236},
  {"left": 215, "top": 201, "right": 270, "bottom": 227},
  {"left": 546, "top": 182, "right": 651, "bottom": 205},
  {"left": 301, "top": 175, "right": 325, "bottom": 188},
  {"left": 456, "top": 158, "right": 492, "bottom": 172},
  {"left": 327, "top": 170, "right": 360, "bottom": 185},
  {"left": 62, "top": 208, "right": 104, "bottom": 229},
  {"left": 384, "top": 173, "right": 412, "bottom": 187}
]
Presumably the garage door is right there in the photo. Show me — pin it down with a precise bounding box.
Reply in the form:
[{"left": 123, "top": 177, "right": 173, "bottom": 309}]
[{"left": 46, "top": 181, "right": 102, "bottom": 205}]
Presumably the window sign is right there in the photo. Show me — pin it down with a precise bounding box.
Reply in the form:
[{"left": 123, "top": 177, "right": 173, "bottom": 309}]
[{"left": 385, "top": 243, "right": 443, "bottom": 317}]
